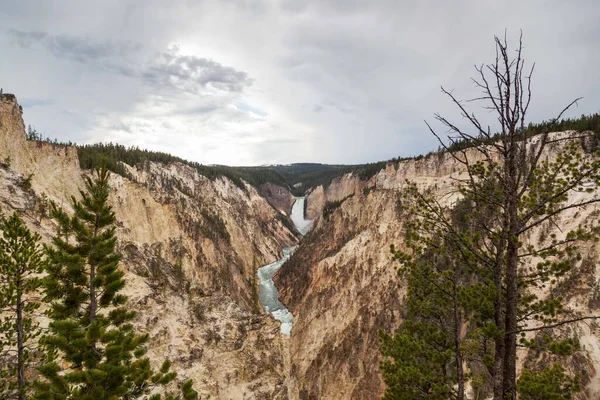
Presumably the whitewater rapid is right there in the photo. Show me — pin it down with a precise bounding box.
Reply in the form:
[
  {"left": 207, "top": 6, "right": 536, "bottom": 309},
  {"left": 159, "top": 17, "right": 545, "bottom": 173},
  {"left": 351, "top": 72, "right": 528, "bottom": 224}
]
[{"left": 257, "top": 197, "right": 312, "bottom": 335}]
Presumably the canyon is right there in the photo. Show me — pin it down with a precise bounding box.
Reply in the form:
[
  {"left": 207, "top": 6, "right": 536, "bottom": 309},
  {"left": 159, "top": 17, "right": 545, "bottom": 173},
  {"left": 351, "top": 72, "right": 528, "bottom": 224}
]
[
  {"left": 1, "top": 94, "right": 296, "bottom": 399},
  {"left": 2, "top": 92, "right": 600, "bottom": 399}
]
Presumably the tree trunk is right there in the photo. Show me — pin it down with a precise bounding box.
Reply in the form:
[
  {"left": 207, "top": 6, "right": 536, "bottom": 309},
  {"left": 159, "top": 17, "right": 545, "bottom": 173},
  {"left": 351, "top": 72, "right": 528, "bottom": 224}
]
[
  {"left": 492, "top": 286, "right": 506, "bottom": 400},
  {"left": 16, "top": 275, "right": 25, "bottom": 400},
  {"left": 453, "top": 280, "right": 465, "bottom": 400},
  {"left": 503, "top": 237, "right": 518, "bottom": 399},
  {"left": 89, "top": 215, "right": 100, "bottom": 323},
  {"left": 502, "top": 138, "right": 520, "bottom": 400},
  {"left": 492, "top": 226, "right": 508, "bottom": 399},
  {"left": 89, "top": 262, "right": 96, "bottom": 323}
]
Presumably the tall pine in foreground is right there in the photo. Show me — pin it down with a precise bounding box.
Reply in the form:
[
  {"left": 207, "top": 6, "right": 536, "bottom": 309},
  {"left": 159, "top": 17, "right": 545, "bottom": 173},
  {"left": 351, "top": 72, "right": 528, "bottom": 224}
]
[
  {"left": 34, "top": 163, "right": 197, "bottom": 399},
  {"left": 379, "top": 199, "right": 478, "bottom": 400},
  {"left": 0, "top": 213, "right": 45, "bottom": 400}
]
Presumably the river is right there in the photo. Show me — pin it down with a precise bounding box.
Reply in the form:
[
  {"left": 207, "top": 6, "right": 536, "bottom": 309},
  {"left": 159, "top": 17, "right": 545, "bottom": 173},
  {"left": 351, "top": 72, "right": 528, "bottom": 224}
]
[{"left": 257, "top": 197, "right": 312, "bottom": 335}]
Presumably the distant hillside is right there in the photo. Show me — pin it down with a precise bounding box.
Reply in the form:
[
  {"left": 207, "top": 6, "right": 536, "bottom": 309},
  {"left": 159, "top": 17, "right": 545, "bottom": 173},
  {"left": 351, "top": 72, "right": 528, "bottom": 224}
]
[
  {"left": 77, "top": 144, "right": 387, "bottom": 195},
  {"left": 270, "top": 164, "right": 357, "bottom": 195}
]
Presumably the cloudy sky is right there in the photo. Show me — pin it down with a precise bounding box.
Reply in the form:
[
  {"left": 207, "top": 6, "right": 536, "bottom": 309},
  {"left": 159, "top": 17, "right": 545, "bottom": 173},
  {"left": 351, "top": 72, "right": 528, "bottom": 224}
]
[{"left": 1, "top": 1, "right": 599, "bottom": 165}]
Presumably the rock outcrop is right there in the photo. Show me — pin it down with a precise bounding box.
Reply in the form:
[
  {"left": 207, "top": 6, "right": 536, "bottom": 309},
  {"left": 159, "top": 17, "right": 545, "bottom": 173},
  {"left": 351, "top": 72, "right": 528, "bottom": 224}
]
[
  {"left": 304, "top": 173, "right": 364, "bottom": 220},
  {"left": 259, "top": 182, "right": 296, "bottom": 215},
  {"left": 277, "top": 189, "right": 404, "bottom": 399},
  {"left": 0, "top": 94, "right": 82, "bottom": 203}
]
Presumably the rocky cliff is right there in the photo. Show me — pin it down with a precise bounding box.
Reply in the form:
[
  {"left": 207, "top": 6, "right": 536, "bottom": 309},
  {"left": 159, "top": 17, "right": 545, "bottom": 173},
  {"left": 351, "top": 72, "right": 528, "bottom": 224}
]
[
  {"left": 277, "top": 135, "right": 600, "bottom": 399},
  {"left": 0, "top": 94, "right": 83, "bottom": 203},
  {"left": 259, "top": 182, "right": 296, "bottom": 215},
  {"left": 0, "top": 94, "right": 298, "bottom": 399},
  {"left": 304, "top": 173, "right": 364, "bottom": 220}
]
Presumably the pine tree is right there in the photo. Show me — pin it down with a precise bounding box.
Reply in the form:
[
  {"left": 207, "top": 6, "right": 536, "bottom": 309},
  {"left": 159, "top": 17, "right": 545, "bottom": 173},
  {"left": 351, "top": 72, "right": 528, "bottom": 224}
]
[
  {"left": 0, "top": 212, "right": 45, "bottom": 400},
  {"left": 380, "top": 198, "right": 481, "bottom": 400},
  {"left": 378, "top": 265, "right": 458, "bottom": 400},
  {"left": 37, "top": 193, "right": 49, "bottom": 224},
  {"left": 381, "top": 33, "right": 600, "bottom": 399},
  {"left": 34, "top": 162, "right": 197, "bottom": 399},
  {"left": 517, "top": 364, "right": 580, "bottom": 400}
]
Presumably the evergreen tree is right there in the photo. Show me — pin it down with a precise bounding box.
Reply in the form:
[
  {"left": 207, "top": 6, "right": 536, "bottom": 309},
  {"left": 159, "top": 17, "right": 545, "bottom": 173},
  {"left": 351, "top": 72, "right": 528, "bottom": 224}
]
[
  {"left": 380, "top": 198, "right": 485, "bottom": 400},
  {"left": 379, "top": 258, "right": 459, "bottom": 400},
  {"left": 0, "top": 212, "right": 45, "bottom": 400},
  {"left": 36, "top": 193, "right": 49, "bottom": 224},
  {"left": 517, "top": 364, "right": 580, "bottom": 400},
  {"left": 381, "top": 33, "right": 600, "bottom": 399},
  {"left": 34, "top": 163, "right": 197, "bottom": 399}
]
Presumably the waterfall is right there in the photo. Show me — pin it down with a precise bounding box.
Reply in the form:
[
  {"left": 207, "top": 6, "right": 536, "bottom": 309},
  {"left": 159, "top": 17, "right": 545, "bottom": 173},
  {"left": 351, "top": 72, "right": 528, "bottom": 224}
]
[{"left": 290, "top": 196, "right": 313, "bottom": 235}]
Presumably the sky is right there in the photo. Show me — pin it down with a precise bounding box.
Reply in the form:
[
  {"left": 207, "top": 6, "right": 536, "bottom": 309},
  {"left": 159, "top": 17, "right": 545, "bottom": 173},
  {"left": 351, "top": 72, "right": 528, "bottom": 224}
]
[{"left": 1, "top": 0, "right": 599, "bottom": 166}]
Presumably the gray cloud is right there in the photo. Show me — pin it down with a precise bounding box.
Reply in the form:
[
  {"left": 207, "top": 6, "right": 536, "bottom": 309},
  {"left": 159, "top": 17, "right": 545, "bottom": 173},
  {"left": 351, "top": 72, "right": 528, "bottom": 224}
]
[
  {"left": 178, "top": 103, "right": 221, "bottom": 115},
  {"left": 109, "top": 122, "right": 133, "bottom": 133},
  {"left": 222, "top": 0, "right": 270, "bottom": 15},
  {"left": 143, "top": 46, "right": 252, "bottom": 94},
  {"left": 7, "top": 30, "right": 251, "bottom": 97},
  {"left": 8, "top": 29, "right": 141, "bottom": 64}
]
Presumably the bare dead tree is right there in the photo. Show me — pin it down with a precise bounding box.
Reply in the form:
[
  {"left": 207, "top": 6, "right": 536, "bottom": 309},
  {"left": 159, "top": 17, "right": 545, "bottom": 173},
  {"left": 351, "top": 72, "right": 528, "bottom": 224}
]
[{"left": 420, "top": 32, "right": 600, "bottom": 399}]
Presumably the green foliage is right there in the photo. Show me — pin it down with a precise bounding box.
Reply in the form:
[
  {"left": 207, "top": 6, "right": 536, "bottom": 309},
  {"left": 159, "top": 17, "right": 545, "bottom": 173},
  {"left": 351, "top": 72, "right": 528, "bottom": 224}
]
[
  {"left": 77, "top": 144, "right": 370, "bottom": 195},
  {"left": 272, "top": 163, "right": 357, "bottom": 196},
  {"left": 26, "top": 125, "right": 42, "bottom": 141},
  {"left": 34, "top": 162, "right": 196, "bottom": 399},
  {"left": 18, "top": 173, "right": 34, "bottom": 190},
  {"left": 76, "top": 143, "right": 405, "bottom": 196},
  {"left": 378, "top": 261, "right": 458, "bottom": 399},
  {"left": 387, "top": 136, "right": 600, "bottom": 397},
  {"left": 381, "top": 198, "right": 482, "bottom": 400},
  {"left": 357, "top": 161, "right": 388, "bottom": 180},
  {"left": 180, "top": 379, "right": 199, "bottom": 400},
  {"left": 518, "top": 364, "right": 580, "bottom": 400},
  {"left": 199, "top": 210, "right": 230, "bottom": 243},
  {"left": 25, "top": 125, "right": 74, "bottom": 146},
  {"left": 36, "top": 193, "right": 49, "bottom": 223},
  {"left": 0, "top": 213, "right": 45, "bottom": 399},
  {"left": 379, "top": 327, "right": 454, "bottom": 400},
  {"left": 190, "top": 302, "right": 207, "bottom": 323}
]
